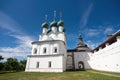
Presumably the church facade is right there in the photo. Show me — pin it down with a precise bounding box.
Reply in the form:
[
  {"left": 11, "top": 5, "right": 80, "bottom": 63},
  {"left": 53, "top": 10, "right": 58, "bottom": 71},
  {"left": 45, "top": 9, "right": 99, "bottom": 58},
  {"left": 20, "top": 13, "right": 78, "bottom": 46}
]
[
  {"left": 25, "top": 15, "right": 67, "bottom": 72},
  {"left": 25, "top": 14, "right": 120, "bottom": 73}
]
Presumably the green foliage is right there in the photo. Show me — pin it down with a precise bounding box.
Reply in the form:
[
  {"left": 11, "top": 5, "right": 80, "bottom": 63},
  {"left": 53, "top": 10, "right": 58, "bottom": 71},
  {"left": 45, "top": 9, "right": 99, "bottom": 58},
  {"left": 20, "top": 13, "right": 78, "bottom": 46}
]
[
  {"left": 0, "top": 55, "right": 4, "bottom": 71},
  {"left": 4, "top": 58, "right": 20, "bottom": 71},
  {"left": 0, "top": 63, "right": 4, "bottom": 71},
  {"left": 0, "top": 57, "right": 27, "bottom": 71},
  {"left": 19, "top": 60, "right": 27, "bottom": 71},
  {"left": 0, "top": 55, "right": 4, "bottom": 61}
]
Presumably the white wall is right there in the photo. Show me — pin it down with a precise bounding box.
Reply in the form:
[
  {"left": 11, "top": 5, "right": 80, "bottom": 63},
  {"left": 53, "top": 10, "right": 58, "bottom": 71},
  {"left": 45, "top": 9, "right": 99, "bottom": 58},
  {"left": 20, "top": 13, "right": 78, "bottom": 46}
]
[
  {"left": 26, "top": 41, "right": 67, "bottom": 72},
  {"left": 39, "top": 32, "right": 66, "bottom": 42},
  {"left": 32, "top": 41, "right": 64, "bottom": 55},
  {"left": 57, "top": 33, "right": 66, "bottom": 43},
  {"left": 25, "top": 55, "right": 64, "bottom": 72},
  {"left": 74, "top": 52, "right": 91, "bottom": 69},
  {"left": 66, "top": 51, "right": 92, "bottom": 70},
  {"left": 89, "top": 40, "right": 120, "bottom": 73},
  {"left": 66, "top": 53, "right": 73, "bottom": 69}
]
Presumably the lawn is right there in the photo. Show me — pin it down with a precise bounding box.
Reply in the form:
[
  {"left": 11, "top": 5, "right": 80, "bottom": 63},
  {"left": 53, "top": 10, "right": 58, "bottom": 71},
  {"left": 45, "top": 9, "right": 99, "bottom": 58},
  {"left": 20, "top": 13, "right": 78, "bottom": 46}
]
[{"left": 0, "top": 70, "right": 120, "bottom": 80}]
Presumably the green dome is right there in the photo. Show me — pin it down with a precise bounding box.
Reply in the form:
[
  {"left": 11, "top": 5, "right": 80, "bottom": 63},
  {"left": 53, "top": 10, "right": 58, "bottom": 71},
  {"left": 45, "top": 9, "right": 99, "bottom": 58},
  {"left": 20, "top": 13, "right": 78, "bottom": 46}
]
[
  {"left": 41, "top": 22, "right": 48, "bottom": 28},
  {"left": 57, "top": 20, "right": 64, "bottom": 26},
  {"left": 50, "top": 21, "right": 57, "bottom": 27}
]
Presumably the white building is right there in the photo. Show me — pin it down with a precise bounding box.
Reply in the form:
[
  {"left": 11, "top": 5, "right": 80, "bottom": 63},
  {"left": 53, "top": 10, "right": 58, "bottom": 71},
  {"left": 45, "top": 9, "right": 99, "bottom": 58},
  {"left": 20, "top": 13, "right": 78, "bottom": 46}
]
[
  {"left": 26, "top": 13, "right": 120, "bottom": 72},
  {"left": 67, "top": 30, "right": 120, "bottom": 73},
  {"left": 89, "top": 30, "right": 120, "bottom": 73},
  {"left": 66, "top": 35, "right": 92, "bottom": 70},
  {"left": 25, "top": 15, "right": 67, "bottom": 72}
]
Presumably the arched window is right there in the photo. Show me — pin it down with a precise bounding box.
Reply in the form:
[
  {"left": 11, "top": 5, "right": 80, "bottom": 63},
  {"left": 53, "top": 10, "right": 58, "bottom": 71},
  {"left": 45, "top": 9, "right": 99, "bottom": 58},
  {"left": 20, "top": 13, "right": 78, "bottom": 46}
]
[
  {"left": 43, "top": 48, "right": 47, "bottom": 53},
  {"left": 34, "top": 48, "right": 37, "bottom": 54},
  {"left": 54, "top": 47, "right": 57, "bottom": 53}
]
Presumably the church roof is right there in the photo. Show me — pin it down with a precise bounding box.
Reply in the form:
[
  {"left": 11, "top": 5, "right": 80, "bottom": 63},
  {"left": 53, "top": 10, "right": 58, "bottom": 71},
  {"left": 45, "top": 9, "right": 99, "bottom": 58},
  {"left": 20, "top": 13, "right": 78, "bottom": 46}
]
[
  {"left": 57, "top": 20, "right": 64, "bottom": 26},
  {"left": 41, "top": 22, "right": 48, "bottom": 28},
  {"left": 50, "top": 21, "right": 57, "bottom": 27},
  {"left": 75, "top": 35, "right": 92, "bottom": 52}
]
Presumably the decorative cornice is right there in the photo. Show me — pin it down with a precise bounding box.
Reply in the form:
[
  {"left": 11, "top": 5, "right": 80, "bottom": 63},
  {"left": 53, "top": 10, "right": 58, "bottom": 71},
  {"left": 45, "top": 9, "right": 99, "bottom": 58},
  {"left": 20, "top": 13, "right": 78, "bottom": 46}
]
[
  {"left": 32, "top": 40, "right": 65, "bottom": 45},
  {"left": 28, "top": 54, "right": 64, "bottom": 57}
]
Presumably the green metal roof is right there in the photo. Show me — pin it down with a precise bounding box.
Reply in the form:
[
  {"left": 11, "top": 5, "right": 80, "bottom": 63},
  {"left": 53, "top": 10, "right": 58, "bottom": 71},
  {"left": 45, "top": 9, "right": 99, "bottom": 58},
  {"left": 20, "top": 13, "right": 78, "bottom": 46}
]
[
  {"left": 41, "top": 22, "right": 48, "bottom": 28},
  {"left": 50, "top": 21, "right": 57, "bottom": 27},
  {"left": 57, "top": 20, "right": 64, "bottom": 26}
]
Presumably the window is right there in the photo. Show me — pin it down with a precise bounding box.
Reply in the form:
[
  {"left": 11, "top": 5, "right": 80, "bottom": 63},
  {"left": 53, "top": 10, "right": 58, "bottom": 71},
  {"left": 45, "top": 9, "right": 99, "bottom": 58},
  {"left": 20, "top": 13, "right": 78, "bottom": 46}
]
[
  {"left": 48, "top": 61, "right": 51, "bottom": 68},
  {"left": 36, "top": 62, "right": 39, "bottom": 68},
  {"left": 54, "top": 47, "right": 57, "bottom": 53},
  {"left": 43, "top": 48, "right": 46, "bottom": 53},
  {"left": 34, "top": 48, "right": 37, "bottom": 54}
]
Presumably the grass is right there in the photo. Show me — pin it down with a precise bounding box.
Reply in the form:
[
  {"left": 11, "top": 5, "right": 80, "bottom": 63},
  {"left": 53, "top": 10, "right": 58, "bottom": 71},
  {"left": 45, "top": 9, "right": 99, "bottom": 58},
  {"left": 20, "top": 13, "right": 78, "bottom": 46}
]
[
  {"left": 0, "top": 70, "right": 120, "bottom": 80},
  {"left": 89, "top": 70, "right": 120, "bottom": 76}
]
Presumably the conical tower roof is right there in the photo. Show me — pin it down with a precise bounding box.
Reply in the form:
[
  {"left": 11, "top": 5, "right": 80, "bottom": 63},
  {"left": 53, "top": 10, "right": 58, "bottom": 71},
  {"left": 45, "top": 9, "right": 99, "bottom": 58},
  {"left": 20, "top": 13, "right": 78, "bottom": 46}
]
[{"left": 76, "top": 35, "right": 92, "bottom": 52}]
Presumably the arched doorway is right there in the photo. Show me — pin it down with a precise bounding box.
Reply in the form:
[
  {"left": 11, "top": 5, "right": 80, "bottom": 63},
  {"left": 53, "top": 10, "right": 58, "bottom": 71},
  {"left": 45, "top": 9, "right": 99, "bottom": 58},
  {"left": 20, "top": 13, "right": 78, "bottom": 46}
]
[{"left": 78, "top": 61, "right": 84, "bottom": 70}]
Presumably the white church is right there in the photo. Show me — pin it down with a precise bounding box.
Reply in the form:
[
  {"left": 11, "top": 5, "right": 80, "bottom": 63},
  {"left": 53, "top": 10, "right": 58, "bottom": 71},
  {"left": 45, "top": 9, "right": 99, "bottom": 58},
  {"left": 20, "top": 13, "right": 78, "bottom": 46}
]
[{"left": 25, "top": 12, "right": 120, "bottom": 73}]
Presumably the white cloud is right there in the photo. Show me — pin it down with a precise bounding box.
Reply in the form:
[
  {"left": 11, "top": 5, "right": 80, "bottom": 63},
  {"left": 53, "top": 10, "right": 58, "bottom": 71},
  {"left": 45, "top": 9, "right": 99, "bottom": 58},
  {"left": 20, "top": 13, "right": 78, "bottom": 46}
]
[
  {"left": 80, "top": 3, "right": 93, "bottom": 27},
  {"left": 82, "top": 25, "right": 115, "bottom": 37},
  {"left": 10, "top": 34, "right": 33, "bottom": 47},
  {"left": 84, "top": 28, "right": 100, "bottom": 37},
  {"left": 104, "top": 27, "right": 113, "bottom": 34},
  {"left": 0, "top": 11, "right": 22, "bottom": 34},
  {"left": 84, "top": 26, "right": 115, "bottom": 49},
  {"left": 0, "top": 11, "right": 34, "bottom": 59},
  {"left": 86, "top": 40, "right": 99, "bottom": 49}
]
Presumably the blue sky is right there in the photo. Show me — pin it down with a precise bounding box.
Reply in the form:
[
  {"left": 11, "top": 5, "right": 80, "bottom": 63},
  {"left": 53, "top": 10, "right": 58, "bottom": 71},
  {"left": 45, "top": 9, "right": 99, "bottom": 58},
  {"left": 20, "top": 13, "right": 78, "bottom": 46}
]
[{"left": 0, "top": 0, "right": 120, "bottom": 60}]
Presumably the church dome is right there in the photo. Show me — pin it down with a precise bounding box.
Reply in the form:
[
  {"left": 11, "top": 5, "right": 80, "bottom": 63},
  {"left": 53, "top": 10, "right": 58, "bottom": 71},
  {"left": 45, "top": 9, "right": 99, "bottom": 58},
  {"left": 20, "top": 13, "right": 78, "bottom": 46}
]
[
  {"left": 42, "top": 22, "right": 48, "bottom": 28},
  {"left": 57, "top": 20, "right": 64, "bottom": 26},
  {"left": 50, "top": 21, "right": 57, "bottom": 27}
]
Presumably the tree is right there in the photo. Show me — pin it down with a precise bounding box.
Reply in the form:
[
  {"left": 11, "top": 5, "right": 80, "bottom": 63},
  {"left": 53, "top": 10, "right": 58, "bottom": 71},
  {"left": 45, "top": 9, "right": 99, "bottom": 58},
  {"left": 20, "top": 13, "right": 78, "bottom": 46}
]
[
  {"left": 19, "top": 60, "right": 27, "bottom": 71},
  {"left": 0, "top": 55, "right": 4, "bottom": 71},
  {"left": 0, "top": 63, "right": 4, "bottom": 71},
  {"left": 4, "top": 58, "right": 20, "bottom": 71},
  {"left": 0, "top": 55, "right": 4, "bottom": 61}
]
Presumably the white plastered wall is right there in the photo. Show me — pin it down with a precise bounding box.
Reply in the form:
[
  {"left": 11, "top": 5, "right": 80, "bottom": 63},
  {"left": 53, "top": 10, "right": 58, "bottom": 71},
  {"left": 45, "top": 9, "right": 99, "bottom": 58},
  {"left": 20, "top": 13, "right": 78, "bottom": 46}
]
[{"left": 89, "top": 39, "right": 120, "bottom": 73}]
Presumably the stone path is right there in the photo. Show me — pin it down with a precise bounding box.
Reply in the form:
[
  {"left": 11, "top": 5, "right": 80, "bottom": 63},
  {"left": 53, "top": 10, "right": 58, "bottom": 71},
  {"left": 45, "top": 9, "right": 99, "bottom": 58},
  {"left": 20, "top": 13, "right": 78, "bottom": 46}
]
[{"left": 88, "top": 70, "right": 120, "bottom": 77}]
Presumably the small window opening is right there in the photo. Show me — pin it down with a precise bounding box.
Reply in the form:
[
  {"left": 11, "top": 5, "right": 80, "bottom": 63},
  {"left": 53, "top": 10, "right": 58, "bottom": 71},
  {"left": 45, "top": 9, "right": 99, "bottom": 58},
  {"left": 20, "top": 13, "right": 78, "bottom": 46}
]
[
  {"left": 34, "top": 48, "right": 37, "bottom": 54},
  {"left": 54, "top": 47, "right": 57, "bottom": 53},
  {"left": 43, "top": 48, "right": 46, "bottom": 53},
  {"left": 48, "top": 61, "right": 51, "bottom": 68},
  {"left": 36, "top": 62, "right": 39, "bottom": 68}
]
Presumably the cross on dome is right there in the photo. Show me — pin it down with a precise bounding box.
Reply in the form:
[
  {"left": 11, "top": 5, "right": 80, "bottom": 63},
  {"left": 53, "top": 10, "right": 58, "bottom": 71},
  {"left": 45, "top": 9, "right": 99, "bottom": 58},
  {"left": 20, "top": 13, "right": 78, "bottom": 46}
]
[
  {"left": 53, "top": 10, "right": 56, "bottom": 21},
  {"left": 45, "top": 14, "right": 48, "bottom": 22}
]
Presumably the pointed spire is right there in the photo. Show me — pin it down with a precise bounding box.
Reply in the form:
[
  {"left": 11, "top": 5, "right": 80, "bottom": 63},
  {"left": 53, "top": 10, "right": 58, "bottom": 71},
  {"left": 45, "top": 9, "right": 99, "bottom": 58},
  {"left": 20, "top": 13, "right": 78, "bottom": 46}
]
[
  {"left": 45, "top": 14, "right": 48, "bottom": 22},
  {"left": 79, "top": 35, "right": 83, "bottom": 42},
  {"left": 76, "top": 35, "right": 92, "bottom": 51},
  {"left": 41, "top": 14, "right": 48, "bottom": 28},
  {"left": 60, "top": 12, "right": 62, "bottom": 20},
  {"left": 50, "top": 11, "right": 57, "bottom": 27},
  {"left": 57, "top": 12, "right": 64, "bottom": 26},
  {"left": 53, "top": 10, "right": 56, "bottom": 21}
]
